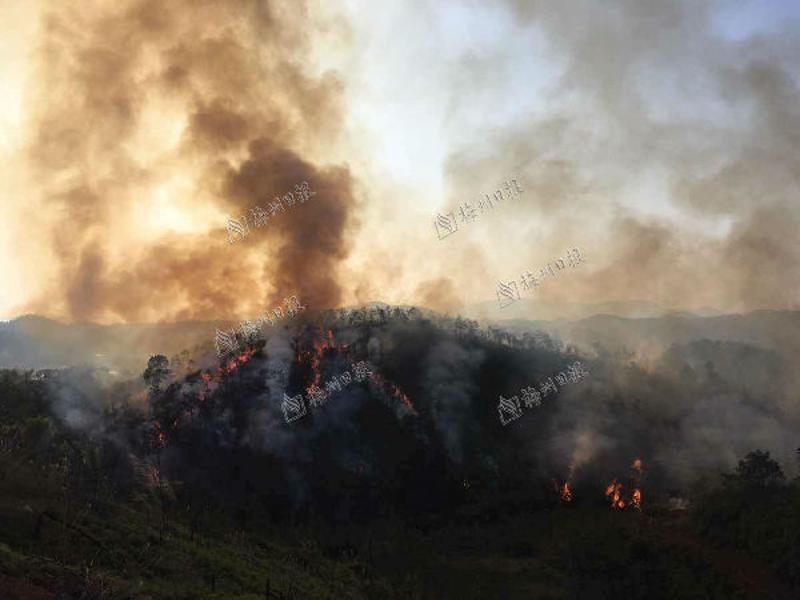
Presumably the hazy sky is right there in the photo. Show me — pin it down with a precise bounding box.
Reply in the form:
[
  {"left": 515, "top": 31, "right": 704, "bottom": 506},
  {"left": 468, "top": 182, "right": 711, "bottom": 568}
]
[{"left": 0, "top": 0, "right": 798, "bottom": 322}]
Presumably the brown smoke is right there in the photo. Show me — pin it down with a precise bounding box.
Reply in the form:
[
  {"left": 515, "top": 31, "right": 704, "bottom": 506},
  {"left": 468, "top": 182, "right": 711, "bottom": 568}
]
[{"left": 21, "top": 0, "right": 355, "bottom": 323}]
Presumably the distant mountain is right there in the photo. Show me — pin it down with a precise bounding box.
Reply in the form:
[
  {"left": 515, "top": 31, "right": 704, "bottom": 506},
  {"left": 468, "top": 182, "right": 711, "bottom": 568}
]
[
  {"left": 464, "top": 298, "right": 676, "bottom": 321},
  {"left": 0, "top": 306, "right": 426, "bottom": 374},
  {"left": 3, "top": 309, "right": 799, "bottom": 375},
  {"left": 658, "top": 339, "right": 786, "bottom": 399},
  {"left": 0, "top": 315, "right": 232, "bottom": 375},
  {"left": 498, "top": 310, "right": 800, "bottom": 362}
]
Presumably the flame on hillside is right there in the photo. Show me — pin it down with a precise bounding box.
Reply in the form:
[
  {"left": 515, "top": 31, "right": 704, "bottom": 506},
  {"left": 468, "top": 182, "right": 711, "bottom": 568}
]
[
  {"left": 150, "top": 345, "right": 260, "bottom": 449},
  {"left": 369, "top": 371, "right": 419, "bottom": 416},
  {"left": 301, "top": 329, "right": 349, "bottom": 392},
  {"left": 554, "top": 480, "right": 573, "bottom": 502},
  {"left": 605, "top": 458, "right": 643, "bottom": 511},
  {"left": 147, "top": 328, "right": 419, "bottom": 454},
  {"left": 632, "top": 488, "right": 642, "bottom": 510},
  {"left": 554, "top": 462, "right": 575, "bottom": 503},
  {"left": 197, "top": 345, "right": 259, "bottom": 403},
  {"left": 297, "top": 329, "right": 418, "bottom": 416},
  {"left": 153, "top": 421, "right": 167, "bottom": 449}
]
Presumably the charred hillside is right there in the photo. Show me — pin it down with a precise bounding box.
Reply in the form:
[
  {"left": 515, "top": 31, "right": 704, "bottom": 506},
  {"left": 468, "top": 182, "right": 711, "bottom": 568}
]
[
  {"left": 32, "top": 304, "right": 792, "bottom": 524},
  {"left": 134, "top": 309, "right": 577, "bottom": 524}
]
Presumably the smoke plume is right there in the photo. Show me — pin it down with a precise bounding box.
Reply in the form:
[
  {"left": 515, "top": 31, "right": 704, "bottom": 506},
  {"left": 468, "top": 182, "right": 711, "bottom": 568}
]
[{"left": 20, "top": 0, "right": 356, "bottom": 323}]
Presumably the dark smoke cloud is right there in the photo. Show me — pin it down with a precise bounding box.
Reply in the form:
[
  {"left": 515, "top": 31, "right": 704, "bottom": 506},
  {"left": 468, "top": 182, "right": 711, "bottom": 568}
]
[{"left": 22, "top": 0, "right": 356, "bottom": 323}]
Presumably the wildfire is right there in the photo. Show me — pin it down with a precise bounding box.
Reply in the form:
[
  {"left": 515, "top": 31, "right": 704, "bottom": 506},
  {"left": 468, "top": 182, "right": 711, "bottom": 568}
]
[
  {"left": 554, "top": 462, "right": 576, "bottom": 503},
  {"left": 632, "top": 488, "right": 642, "bottom": 510},
  {"left": 303, "top": 329, "right": 349, "bottom": 389},
  {"left": 150, "top": 344, "right": 260, "bottom": 450},
  {"left": 150, "top": 328, "right": 421, "bottom": 455},
  {"left": 631, "top": 457, "right": 643, "bottom": 511},
  {"left": 369, "top": 371, "right": 419, "bottom": 416},
  {"left": 298, "top": 329, "right": 418, "bottom": 416},
  {"left": 153, "top": 421, "right": 167, "bottom": 449},
  {"left": 225, "top": 346, "right": 259, "bottom": 374},
  {"left": 561, "top": 481, "right": 572, "bottom": 502},
  {"left": 555, "top": 480, "right": 572, "bottom": 502},
  {"left": 196, "top": 344, "right": 260, "bottom": 401},
  {"left": 605, "top": 479, "right": 626, "bottom": 509},
  {"left": 605, "top": 458, "right": 644, "bottom": 510}
]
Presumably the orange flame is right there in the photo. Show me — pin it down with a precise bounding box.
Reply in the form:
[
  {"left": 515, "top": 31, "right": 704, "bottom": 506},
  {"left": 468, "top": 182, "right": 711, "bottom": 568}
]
[
  {"left": 605, "top": 458, "right": 644, "bottom": 510},
  {"left": 153, "top": 344, "right": 259, "bottom": 444},
  {"left": 153, "top": 421, "right": 167, "bottom": 449},
  {"left": 558, "top": 481, "right": 573, "bottom": 502},
  {"left": 298, "top": 330, "right": 418, "bottom": 416},
  {"left": 631, "top": 458, "right": 643, "bottom": 510},
  {"left": 605, "top": 479, "right": 626, "bottom": 509},
  {"left": 199, "top": 345, "right": 259, "bottom": 387},
  {"left": 225, "top": 346, "right": 258, "bottom": 374},
  {"left": 554, "top": 463, "right": 576, "bottom": 503},
  {"left": 369, "top": 372, "right": 419, "bottom": 416},
  {"left": 302, "top": 329, "right": 349, "bottom": 390}
]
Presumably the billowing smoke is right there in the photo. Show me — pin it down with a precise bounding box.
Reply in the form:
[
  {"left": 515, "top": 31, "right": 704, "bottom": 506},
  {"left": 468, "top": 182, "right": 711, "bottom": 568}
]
[
  {"left": 439, "top": 0, "right": 800, "bottom": 314},
  {"left": 6, "top": 0, "right": 799, "bottom": 322},
  {"left": 20, "top": 0, "right": 357, "bottom": 323},
  {"left": 539, "top": 338, "right": 800, "bottom": 489}
]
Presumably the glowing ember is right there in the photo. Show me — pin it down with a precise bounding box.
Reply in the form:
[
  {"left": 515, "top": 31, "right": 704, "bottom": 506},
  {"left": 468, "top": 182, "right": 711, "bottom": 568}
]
[
  {"left": 225, "top": 346, "right": 258, "bottom": 374},
  {"left": 554, "top": 480, "right": 572, "bottom": 502},
  {"left": 149, "top": 344, "right": 259, "bottom": 449},
  {"left": 561, "top": 481, "right": 572, "bottom": 502},
  {"left": 153, "top": 421, "right": 167, "bottom": 449},
  {"left": 605, "top": 479, "right": 626, "bottom": 509},
  {"left": 297, "top": 330, "right": 418, "bottom": 416},
  {"left": 368, "top": 372, "right": 419, "bottom": 416},
  {"left": 302, "top": 329, "right": 349, "bottom": 389},
  {"left": 631, "top": 458, "right": 643, "bottom": 510},
  {"left": 605, "top": 458, "right": 644, "bottom": 510},
  {"left": 202, "top": 344, "right": 258, "bottom": 383}
]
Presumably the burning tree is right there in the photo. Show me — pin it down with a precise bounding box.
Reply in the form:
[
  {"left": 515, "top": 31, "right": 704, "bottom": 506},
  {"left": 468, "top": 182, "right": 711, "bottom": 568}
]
[{"left": 605, "top": 459, "right": 644, "bottom": 511}]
